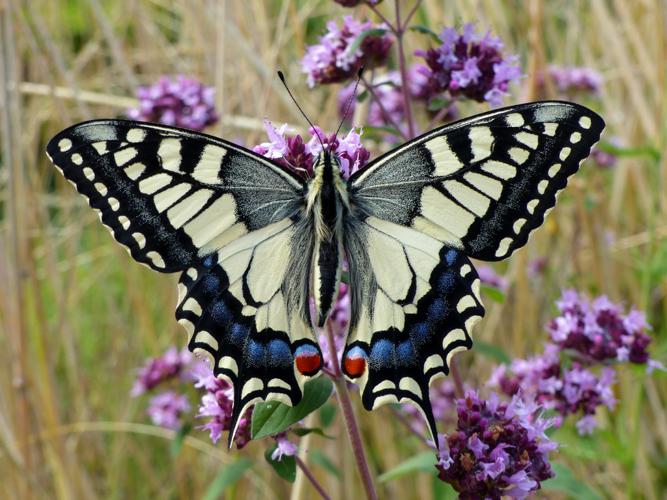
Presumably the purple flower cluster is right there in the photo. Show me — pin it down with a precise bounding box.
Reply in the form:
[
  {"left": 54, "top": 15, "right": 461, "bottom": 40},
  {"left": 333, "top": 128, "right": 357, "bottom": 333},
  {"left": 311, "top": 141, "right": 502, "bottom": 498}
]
[
  {"left": 548, "top": 290, "right": 655, "bottom": 365},
  {"left": 489, "top": 344, "right": 617, "bottom": 435},
  {"left": 414, "top": 24, "right": 522, "bottom": 106},
  {"left": 146, "top": 391, "right": 191, "bottom": 430},
  {"left": 302, "top": 16, "right": 393, "bottom": 87},
  {"left": 193, "top": 362, "right": 252, "bottom": 449},
  {"left": 131, "top": 346, "right": 194, "bottom": 396},
  {"left": 127, "top": 75, "right": 218, "bottom": 131},
  {"left": 542, "top": 65, "right": 603, "bottom": 95},
  {"left": 436, "top": 392, "right": 556, "bottom": 499},
  {"left": 252, "top": 119, "right": 370, "bottom": 178}
]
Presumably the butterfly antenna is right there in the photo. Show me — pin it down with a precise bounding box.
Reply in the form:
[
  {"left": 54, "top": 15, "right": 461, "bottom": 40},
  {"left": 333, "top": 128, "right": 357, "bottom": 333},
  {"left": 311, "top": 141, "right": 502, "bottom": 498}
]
[
  {"left": 335, "top": 66, "right": 364, "bottom": 138},
  {"left": 277, "top": 70, "right": 326, "bottom": 151}
]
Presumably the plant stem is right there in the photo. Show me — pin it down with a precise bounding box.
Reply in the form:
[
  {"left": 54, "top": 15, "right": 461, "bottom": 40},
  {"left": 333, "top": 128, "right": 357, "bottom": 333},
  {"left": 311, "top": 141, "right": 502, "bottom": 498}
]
[
  {"left": 295, "top": 455, "right": 331, "bottom": 500},
  {"left": 360, "top": 77, "right": 409, "bottom": 140},
  {"left": 325, "top": 322, "right": 378, "bottom": 500},
  {"left": 394, "top": 0, "right": 416, "bottom": 138},
  {"left": 450, "top": 358, "right": 465, "bottom": 398}
]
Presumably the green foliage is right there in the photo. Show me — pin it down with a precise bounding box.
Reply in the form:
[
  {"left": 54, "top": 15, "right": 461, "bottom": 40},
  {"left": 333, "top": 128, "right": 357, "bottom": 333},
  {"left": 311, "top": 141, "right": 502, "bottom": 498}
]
[
  {"left": 251, "top": 378, "right": 334, "bottom": 439},
  {"left": 264, "top": 448, "right": 297, "bottom": 483}
]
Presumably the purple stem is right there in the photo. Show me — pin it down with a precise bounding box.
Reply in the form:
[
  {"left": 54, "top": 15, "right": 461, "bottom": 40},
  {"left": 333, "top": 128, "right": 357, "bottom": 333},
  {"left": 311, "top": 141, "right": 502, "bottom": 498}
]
[
  {"left": 295, "top": 455, "right": 332, "bottom": 500},
  {"left": 325, "top": 322, "right": 378, "bottom": 500}
]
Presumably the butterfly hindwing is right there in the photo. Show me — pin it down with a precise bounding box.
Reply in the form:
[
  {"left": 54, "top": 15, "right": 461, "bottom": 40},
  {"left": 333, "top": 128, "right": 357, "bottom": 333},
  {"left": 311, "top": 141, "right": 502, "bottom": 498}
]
[
  {"left": 349, "top": 101, "right": 605, "bottom": 260},
  {"left": 176, "top": 217, "right": 320, "bottom": 444},
  {"left": 344, "top": 102, "right": 604, "bottom": 439},
  {"left": 47, "top": 121, "right": 321, "bottom": 443},
  {"left": 343, "top": 217, "right": 483, "bottom": 441}
]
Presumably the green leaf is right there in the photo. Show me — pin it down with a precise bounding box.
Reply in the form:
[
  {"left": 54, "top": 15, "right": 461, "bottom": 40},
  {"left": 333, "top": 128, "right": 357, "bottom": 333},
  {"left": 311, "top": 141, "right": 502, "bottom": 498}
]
[
  {"left": 474, "top": 340, "right": 511, "bottom": 364},
  {"left": 319, "top": 402, "right": 337, "bottom": 428},
  {"left": 361, "top": 125, "right": 403, "bottom": 138},
  {"left": 264, "top": 447, "right": 297, "bottom": 483},
  {"left": 345, "top": 28, "right": 388, "bottom": 57},
  {"left": 595, "top": 140, "right": 661, "bottom": 162},
  {"left": 170, "top": 422, "right": 192, "bottom": 457},
  {"left": 202, "top": 457, "right": 253, "bottom": 500},
  {"left": 408, "top": 24, "right": 441, "bottom": 43},
  {"left": 310, "top": 450, "right": 342, "bottom": 478},
  {"left": 251, "top": 378, "right": 334, "bottom": 440},
  {"left": 378, "top": 451, "right": 437, "bottom": 482},
  {"left": 291, "top": 427, "right": 334, "bottom": 439},
  {"left": 432, "top": 475, "right": 458, "bottom": 499},
  {"left": 543, "top": 463, "right": 603, "bottom": 500},
  {"left": 480, "top": 284, "right": 505, "bottom": 304},
  {"left": 427, "top": 96, "right": 451, "bottom": 112}
]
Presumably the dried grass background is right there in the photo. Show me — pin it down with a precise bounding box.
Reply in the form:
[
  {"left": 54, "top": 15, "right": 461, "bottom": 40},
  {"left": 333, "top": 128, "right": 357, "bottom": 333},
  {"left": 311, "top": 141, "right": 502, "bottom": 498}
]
[{"left": 0, "top": 0, "right": 666, "bottom": 498}]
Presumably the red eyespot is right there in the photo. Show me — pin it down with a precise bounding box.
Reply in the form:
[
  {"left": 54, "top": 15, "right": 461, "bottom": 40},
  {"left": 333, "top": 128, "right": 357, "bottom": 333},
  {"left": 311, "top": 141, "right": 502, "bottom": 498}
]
[
  {"left": 295, "top": 345, "right": 322, "bottom": 376},
  {"left": 343, "top": 356, "right": 366, "bottom": 378},
  {"left": 343, "top": 346, "right": 368, "bottom": 378}
]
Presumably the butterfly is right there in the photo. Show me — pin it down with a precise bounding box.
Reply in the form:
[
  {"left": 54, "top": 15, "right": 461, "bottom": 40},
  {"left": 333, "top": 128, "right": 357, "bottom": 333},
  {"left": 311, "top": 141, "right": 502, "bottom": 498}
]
[{"left": 46, "top": 101, "right": 604, "bottom": 445}]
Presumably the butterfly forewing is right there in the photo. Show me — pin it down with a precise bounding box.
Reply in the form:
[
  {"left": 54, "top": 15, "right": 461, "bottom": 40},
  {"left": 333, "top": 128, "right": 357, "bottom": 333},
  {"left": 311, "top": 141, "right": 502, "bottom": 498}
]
[
  {"left": 46, "top": 120, "right": 321, "bottom": 443},
  {"left": 344, "top": 102, "right": 604, "bottom": 441}
]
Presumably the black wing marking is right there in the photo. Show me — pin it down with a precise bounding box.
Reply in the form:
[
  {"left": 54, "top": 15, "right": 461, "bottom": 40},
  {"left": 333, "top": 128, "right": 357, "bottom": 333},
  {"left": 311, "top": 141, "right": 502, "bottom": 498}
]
[
  {"left": 349, "top": 101, "right": 605, "bottom": 260},
  {"left": 342, "top": 217, "right": 483, "bottom": 442},
  {"left": 46, "top": 120, "right": 305, "bottom": 272}
]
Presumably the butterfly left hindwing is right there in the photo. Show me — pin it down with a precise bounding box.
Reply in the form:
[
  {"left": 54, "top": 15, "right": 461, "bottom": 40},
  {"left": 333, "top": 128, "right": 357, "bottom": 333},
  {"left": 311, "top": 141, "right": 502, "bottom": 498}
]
[{"left": 343, "top": 102, "right": 604, "bottom": 441}]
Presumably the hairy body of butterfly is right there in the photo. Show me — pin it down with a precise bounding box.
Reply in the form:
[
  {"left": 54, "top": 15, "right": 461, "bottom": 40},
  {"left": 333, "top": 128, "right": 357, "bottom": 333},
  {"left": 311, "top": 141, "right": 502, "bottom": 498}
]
[{"left": 46, "top": 101, "right": 604, "bottom": 446}]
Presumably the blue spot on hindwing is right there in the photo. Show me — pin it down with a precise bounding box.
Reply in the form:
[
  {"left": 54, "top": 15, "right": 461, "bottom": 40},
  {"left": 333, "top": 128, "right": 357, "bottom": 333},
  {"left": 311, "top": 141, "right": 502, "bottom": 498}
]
[
  {"left": 268, "top": 339, "right": 292, "bottom": 367},
  {"left": 397, "top": 340, "right": 417, "bottom": 367},
  {"left": 370, "top": 339, "right": 395, "bottom": 369},
  {"left": 437, "top": 270, "right": 455, "bottom": 293},
  {"left": 202, "top": 255, "right": 215, "bottom": 269},
  {"left": 246, "top": 339, "right": 265, "bottom": 367},
  {"left": 428, "top": 298, "right": 446, "bottom": 318},
  {"left": 445, "top": 249, "right": 459, "bottom": 266},
  {"left": 202, "top": 275, "right": 221, "bottom": 295},
  {"left": 211, "top": 300, "right": 232, "bottom": 324},
  {"left": 410, "top": 322, "right": 431, "bottom": 346},
  {"left": 227, "top": 323, "right": 248, "bottom": 344}
]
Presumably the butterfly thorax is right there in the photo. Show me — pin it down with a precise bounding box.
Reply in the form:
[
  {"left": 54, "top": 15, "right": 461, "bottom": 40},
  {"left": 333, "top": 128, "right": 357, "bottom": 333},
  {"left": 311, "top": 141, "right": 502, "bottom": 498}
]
[{"left": 308, "top": 150, "right": 347, "bottom": 327}]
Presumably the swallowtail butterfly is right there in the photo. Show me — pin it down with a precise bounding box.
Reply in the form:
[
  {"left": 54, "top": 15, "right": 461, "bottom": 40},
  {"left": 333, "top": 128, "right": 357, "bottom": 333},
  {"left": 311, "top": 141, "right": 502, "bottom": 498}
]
[{"left": 46, "top": 101, "right": 604, "bottom": 445}]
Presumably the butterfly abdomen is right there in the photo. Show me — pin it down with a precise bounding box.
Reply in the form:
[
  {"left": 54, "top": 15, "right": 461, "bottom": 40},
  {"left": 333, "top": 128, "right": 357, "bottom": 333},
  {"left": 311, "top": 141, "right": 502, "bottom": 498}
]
[{"left": 309, "top": 151, "right": 346, "bottom": 327}]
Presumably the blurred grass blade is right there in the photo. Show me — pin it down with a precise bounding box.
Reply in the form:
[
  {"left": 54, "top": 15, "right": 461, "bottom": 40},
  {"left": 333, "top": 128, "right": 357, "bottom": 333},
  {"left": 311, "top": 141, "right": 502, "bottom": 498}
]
[
  {"left": 202, "top": 457, "right": 253, "bottom": 500},
  {"left": 378, "top": 451, "right": 436, "bottom": 482},
  {"left": 543, "top": 463, "right": 603, "bottom": 500}
]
